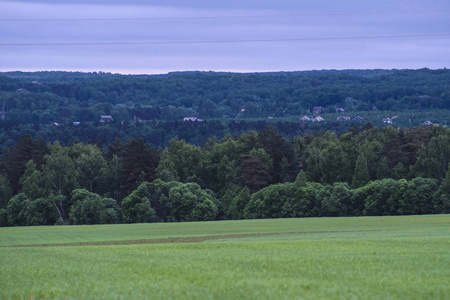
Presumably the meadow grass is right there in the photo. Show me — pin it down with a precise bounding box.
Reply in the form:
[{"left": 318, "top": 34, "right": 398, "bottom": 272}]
[{"left": 1, "top": 215, "right": 449, "bottom": 299}]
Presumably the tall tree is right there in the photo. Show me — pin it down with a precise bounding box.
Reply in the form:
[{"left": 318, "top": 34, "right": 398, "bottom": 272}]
[
  {"left": 121, "top": 182, "right": 155, "bottom": 223},
  {"left": 120, "top": 138, "right": 160, "bottom": 197},
  {"left": 399, "top": 177, "right": 438, "bottom": 215},
  {"left": 99, "top": 154, "right": 123, "bottom": 200},
  {"left": 19, "top": 160, "right": 47, "bottom": 200},
  {"left": 6, "top": 193, "right": 30, "bottom": 226},
  {"left": 427, "top": 134, "right": 450, "bottom": 181},
  {"left": 166, "top": 182, "right": 218, "bottom": 222},
  {"left": 156, "top": 138, "right": 203, "bottom": 184},
  {"left": 319, "top": 141, "right": 354, "bottom": 185},
  {"left": 434, "top": 163, "right": 450, "bottom": 213},
  {"left": 352, "top": 153, "right": 370, "bottom": 188},
  {"left": 41, "top": 142, "right": 77, "bottom": 221},
  {"left": 42, "top": 142, "right": 77, "bottom": 197},
  {"left": 239, "top": 151, "right": 271, "bottom": 193},
  {"left": 258, "top": 126, "right": 294, "bottom": 184},
  {"left": 230, "top": 187, "right": 251, "bottom": 220},
  {"left": 1, "top": 135, "right": 48, "bottom": 194},
  {"left": 69, "top": 189, "right": 120, "bottom": 225},
  {"left": 23, "top": 197, "right": 59, "bottom": 226},
  {"left": 71, "top": 143, "right": 107, "bottom": 192},
  {"left": 0, "top": 174, "right": 12, "bottom": 209},
  {"left": 376, "top": 157, "right": 391, "bottom": 179}
]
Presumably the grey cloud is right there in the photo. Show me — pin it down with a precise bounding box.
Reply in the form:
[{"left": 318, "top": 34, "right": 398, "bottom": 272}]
[{"left": 1, "top": 0, "right": 449, "bottom": 73}]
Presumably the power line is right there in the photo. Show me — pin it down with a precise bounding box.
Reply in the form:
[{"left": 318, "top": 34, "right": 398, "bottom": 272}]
[
  {"left": 1, "top": 33, "right": 448, "bottom": 47},
  {"left": 1, "top": 8, "right": 449, "bottom": 22}
]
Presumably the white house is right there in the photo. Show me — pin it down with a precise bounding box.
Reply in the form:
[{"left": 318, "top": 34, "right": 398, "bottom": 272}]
[
  {"left": 183, "top": 117, "right": 203, "bottom": 122},
  {"left": 100, "top": 115, "right": 113, "bottom": 123}
]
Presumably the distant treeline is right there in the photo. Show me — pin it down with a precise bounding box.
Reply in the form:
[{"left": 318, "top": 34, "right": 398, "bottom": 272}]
[
  {"left": 1, "top": 68, "right": 449, "bottom": 150},
  {"left": 1, "top": 69, "right": 448, "bottom": 123},
  {"left": 1, "top": 124, "right": 449, "bottom": 226},
  {"left": 0, "top": 117, "right": 371, "bottom": 152}
]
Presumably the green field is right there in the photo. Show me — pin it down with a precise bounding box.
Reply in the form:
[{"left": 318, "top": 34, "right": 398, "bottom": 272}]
[{"left": 1, "top": 215, "right": 449, "bottom": 299}]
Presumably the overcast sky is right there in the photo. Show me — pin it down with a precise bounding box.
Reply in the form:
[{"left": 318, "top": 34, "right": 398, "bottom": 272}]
[{"left": 1, "top": 0, "right": 449, "bottom": 74}]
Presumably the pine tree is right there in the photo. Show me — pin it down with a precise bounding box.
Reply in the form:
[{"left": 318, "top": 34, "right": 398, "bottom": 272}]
[
  {"left": 434, "top": 163, "right": 450, "bottom": 213},
  {"left": 352, "top": 153, "right": 370, "bottom": 188},
  {"left": 376, "top": 157, "right": 391, "bottom": 179},
  {"left": 120, "top": 138, "right": 160, "bottom": 197},
  {"left": 239, "top": 154, "right": 271, "bottom": 193}
]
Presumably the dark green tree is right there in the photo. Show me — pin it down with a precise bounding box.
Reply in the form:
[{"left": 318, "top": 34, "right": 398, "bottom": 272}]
[
  {"left": 245, "top": 183, "right": 294, "bottom": 219},
  {"left": 0, "top": 174, "right": 12, "bottom": 209},
  {"left": 258, "top": 126, "right": 293, "bottom": 184},
  {"left": 19, "top": 160, "right": 46, "bottom": 200},
  {"left": 282, "top": 182, "right": 323, "bottom": 217},
  {"left": 319, "top": 141, "right": 354, "bottom": 184},
  {"left": 166, "top": 182, "right": 218, "bottom": 222},
  {"left": 239, "top": 153, "right": 271, "bottom": 193},
  {"left": 321, "top": 182, "right": 352, "bottom": 217},
  {"left": 99, "top": 154, "right": 123, "bottom": 201},
  {"left": 120, "top": 138, "right": 160, "bottom": 197},
  {"left": 156, "top": 138, "right": 203, "bottom": 184},
  {"left": 230, "top": 187, "right": 251, "bottom": 220},
  {"left": 426, "top": 134, "right": 450, "bottom": 181},
  {"left": 408, "top": 144, "right": 429, "bottom": 179},
  {"left": 434, "top": 163, "right": 450, "bottom": 213},
  {"left": 24, "top": 197, "right": 59, "bottom": 226},
  {"left": 399, "top": 177, "right": 438, "bottom": 215},
  {"left": 6, "top": 193, "right": 30, "bottom": 226},
  {"left": 392, "top": 162, "right": 408, "bottom": 180},
  {"left": 121, "top": 183, "right": 155, "bottom": 223},
  {"left": 362, "top": 179, "right": 403, "bottom": 216},
  {"left": 42, "top": 141, "right": 77, "bottom": 197},
  {"left": 71, "top": 143, "right": 107, "bottom": 192},
  {"left": 69, "top": 189, "right": 121, "bottom": 225},
  {"left": 1, "top": 135, "right": 48, "bottom": 194},
  {"left": 376, "top": 156, "right": 391, "bottom": 179},
  {"left": 294, "top": 170, "right": 308, "bottom": 187},
  {"left": 0, "top": 209, "right": 8, "bottom": 227},
  {"left": 352, "top": 152, "right": 370, "bottom": 188}
]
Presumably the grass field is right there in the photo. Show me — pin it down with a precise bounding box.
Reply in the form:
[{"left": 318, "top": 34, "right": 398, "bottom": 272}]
[{"left": 1, "top": 215, "right": 449, "bottom": 299}]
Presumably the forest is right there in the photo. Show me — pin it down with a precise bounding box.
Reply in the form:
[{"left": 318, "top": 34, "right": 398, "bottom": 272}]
[
  {"left": 0, "top": 68, "right": 449, "bottom": 151},
  {"left": 1, "top": 69, "right": 449, "bottom": 226},
  {"left": 1, "top": 124, "right": 449, "bottom": 226}
]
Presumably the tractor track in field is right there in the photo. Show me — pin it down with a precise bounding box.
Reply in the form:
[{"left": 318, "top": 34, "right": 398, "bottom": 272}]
[{"left": 4, "top": 230, "right": 387, "bottom": 248}]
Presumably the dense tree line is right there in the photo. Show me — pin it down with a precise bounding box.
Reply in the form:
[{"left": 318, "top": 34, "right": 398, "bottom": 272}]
[
  {"left": 2, "top": 69, "right": 449, "bottom": 125},
  {"left": 1, "top": 124, "right": 449, "bottom": 226},
  {"left": 1, "top": 69, "right": 449, "bottom": 151},
  {"left": 0, "top": 118, "right": 358, "bottom": 152}
]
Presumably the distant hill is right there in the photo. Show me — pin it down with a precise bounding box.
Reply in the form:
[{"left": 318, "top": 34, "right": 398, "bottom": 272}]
[{"left": 0, "top": 68, "right": 448, "bottom": 149}]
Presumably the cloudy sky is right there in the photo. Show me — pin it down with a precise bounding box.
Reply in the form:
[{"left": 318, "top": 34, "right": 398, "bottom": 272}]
[{"left": 1, "top": 0, "right": 449, "bottom": 74}]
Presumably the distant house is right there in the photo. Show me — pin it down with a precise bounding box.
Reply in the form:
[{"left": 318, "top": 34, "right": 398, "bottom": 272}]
[
  {"left": 335, "top": 107, "right": 345, "bottom": 113},
  {"left": 134, "top": 116, "right": 141, "bottom": 123},
  {"left": 383, "top": 118, "right": 393, "bottom": 124},
  {"left": 336, "top": 116, "right": 351, "bottom": 121},
  {"left": 73, "top": 122, "right": 80, "bottom": 126},
  {"left": 300, "top": 116, "right": 311, "bottom": 122},
  {"left": 50, "top": 122, "right": 59, "bottom": 127},
  {"left": 314, "top": 116, "right": 324, "bottom": 122},
  {"left": 422, "top": 120, "right": 433, "bottom": 126},
  {"left": 183, "top": 117, "right": 203, "bottom": 122},
  {"left": 100, "top": 115, "right": 113, "bottom": 123},
  {"left": 312, "top": 106, "right": 324, "bottom": 115},
  {"left": 352, "top": 116, "right": 364, "bottom": 121}
]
